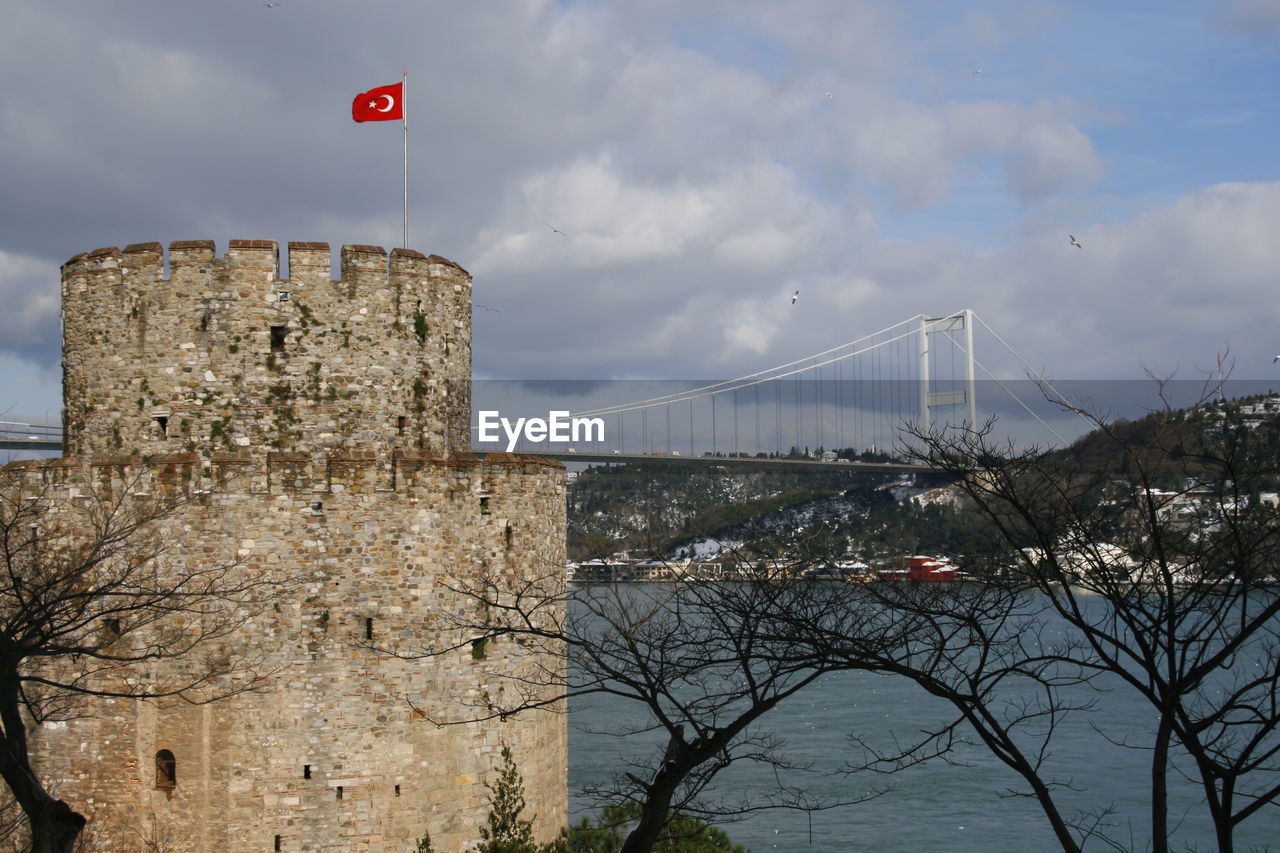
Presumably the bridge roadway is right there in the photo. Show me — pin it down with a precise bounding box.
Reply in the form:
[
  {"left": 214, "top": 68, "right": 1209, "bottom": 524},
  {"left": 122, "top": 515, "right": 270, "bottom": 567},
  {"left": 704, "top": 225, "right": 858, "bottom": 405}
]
[
  {"left": 0, "top": 436, "right": 61, "bottom": 452},
  {"left": 487, "top": 450, "right": 932, "bottom": 473},
  {"left": 2, "top": 435, "right": 931, "bottom": 474}
]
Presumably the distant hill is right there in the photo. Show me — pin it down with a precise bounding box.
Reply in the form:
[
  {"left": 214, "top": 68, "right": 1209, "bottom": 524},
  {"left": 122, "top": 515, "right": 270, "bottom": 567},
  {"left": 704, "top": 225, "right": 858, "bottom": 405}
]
[
  {"left": 566, "top": 456, "right": 947, "bottom": 562},
  {"left": 566, "top": 394, "right": 1280, "bottom": 568},
  {"left": 1044, "top": 393, "right": 1280, "bottom": 490}
]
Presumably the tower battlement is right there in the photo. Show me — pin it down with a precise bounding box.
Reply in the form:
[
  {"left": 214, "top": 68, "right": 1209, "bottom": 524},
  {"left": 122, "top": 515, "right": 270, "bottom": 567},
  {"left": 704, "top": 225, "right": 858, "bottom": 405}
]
[{"left": 61, "top": 240, "right": 471, "bottom": 459}]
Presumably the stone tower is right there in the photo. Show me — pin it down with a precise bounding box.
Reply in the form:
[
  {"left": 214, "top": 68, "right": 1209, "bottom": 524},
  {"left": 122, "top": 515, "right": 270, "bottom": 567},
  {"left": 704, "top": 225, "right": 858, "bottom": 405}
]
[{"left": 26, "top": 241, "right": 567, "bottom": 851}]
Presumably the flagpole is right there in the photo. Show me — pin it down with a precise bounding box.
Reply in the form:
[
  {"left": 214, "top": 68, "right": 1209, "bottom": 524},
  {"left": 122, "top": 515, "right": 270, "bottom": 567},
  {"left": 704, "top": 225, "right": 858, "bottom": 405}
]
[{"left": 402, "top": 70, "right": 408, "bottom": 250}]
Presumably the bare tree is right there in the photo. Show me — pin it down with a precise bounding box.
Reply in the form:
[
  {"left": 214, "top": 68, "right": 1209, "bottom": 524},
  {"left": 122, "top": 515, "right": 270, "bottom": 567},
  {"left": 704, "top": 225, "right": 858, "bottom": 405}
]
[
  {"left": 425, "top": 564, "right": 904, "bottom": 853},
  {"left": 0, "top": 462, "right": 276, "bottom": 853},
  {"left": 806, "top": 576, "right": 1111, "bottom": 852},
  {"left": 442, "top": 486, "right": 1109, "bottom": 852},
  {"left": 901, "top": 383, "right": 1280, "bottom": 853}
]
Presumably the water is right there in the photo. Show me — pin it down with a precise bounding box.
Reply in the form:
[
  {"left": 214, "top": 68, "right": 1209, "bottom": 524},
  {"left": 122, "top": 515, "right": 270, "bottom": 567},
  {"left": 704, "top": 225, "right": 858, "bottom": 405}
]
[{"left": 566, "top": 598, "right": 1280, "bottom": 852}]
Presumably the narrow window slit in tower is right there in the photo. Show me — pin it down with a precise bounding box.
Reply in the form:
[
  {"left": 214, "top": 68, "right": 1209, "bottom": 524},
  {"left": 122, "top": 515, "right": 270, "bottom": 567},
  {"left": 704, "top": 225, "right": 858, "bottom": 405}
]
[
  {"left": 154, "top": 416, "right": 168, "bottom": 437},
  {"left": 365, "top": 618, "right": 374, "bottom": 640},
  {"left": 397, "top": 415, "right": 407, "bottom": 435},
  {"left": 336, "top": 786, "right": 343, "bottom": 800},
  {"left": 303, "top": 765, "right": 311, "bottom": 779},
  {"left": 275, "top": 836, "right": 282, "bottom": 852},
  {"left": 270, "top": 325, "right": 287, "bottom": 352},
  {"left": 394, "top": 784, "right": 401, "bottom": 797},
  {"left": 479, "top": 496, "right": 490, "bottom": 515},
  {"left": 471, "top": 637, "right": 488, "bottom": 660}
]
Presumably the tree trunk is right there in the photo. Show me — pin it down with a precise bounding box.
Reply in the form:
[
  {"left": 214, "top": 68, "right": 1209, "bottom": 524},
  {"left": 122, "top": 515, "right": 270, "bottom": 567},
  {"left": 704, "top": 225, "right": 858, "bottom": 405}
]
[
  {"left": 0, "top": 671, "right": 85, "bottom": 853},
  {"left": 28, "top": 798, "right": 86, "bottom": 853},
  {"left": 619, "top": 728, "right": 694, "bottom": 853},
  {"left": 1151, "top": 711, "right": 1172, "bottom": 853},
  {"left": 619, "top": 765, "right": 680, "bottom": 853},
  {"left": 1213, "top": 785, "right": 1234, "bottom": 853}
]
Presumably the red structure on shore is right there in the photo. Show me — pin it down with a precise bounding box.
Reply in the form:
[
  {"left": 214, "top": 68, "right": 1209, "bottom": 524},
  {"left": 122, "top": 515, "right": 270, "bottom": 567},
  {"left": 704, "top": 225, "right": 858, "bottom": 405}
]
[{"left": 895, "top": 555, "right": 959, "bottom": 581}]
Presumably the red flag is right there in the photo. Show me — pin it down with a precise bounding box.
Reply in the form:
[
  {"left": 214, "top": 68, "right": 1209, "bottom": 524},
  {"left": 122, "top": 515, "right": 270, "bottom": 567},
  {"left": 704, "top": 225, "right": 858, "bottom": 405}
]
[{"left": 352, "top": 82, "right": 403, "bottom": 122}]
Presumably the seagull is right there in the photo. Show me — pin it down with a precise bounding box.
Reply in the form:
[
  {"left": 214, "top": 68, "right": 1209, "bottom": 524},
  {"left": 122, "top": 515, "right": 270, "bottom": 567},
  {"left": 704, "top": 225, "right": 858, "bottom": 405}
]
[
  {"left": 1069, "top": 234, "right": 1082, "bottom": 249},
  {"left": 263, "top": 2, "right": 279, "bottom": 6},
  {"left": 825, "top": 91, "right": 833, "bottom": 99},
  {"left": 1273, "top": 355, "right": 1280, "bottom": 363},
  {"left": 791, "top": 290, "right": 799, "bottom": 305},
  {"left": 546, "top": 223, "right": 567, "bottom": 237},
  {"left": 972, "top": 67, "right": 982, "bottom": 75}
]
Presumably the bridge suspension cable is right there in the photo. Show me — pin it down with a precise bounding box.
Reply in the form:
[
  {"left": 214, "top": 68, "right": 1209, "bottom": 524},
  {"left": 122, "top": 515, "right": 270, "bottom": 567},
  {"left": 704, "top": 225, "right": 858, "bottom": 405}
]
[
  {"left": 569, "top": 314, "right": 927, "bottom": 418},
  {"left": 558, "top": 308, "right": 1076, "bottom": 457}
]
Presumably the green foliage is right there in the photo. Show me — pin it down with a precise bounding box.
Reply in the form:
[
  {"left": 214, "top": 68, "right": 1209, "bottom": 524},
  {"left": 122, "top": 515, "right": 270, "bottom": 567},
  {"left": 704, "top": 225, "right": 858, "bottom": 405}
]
[
  {"left": 415, "top": 831, "right": 435, "bottom": 853},
  {"left": 558, "top": 803, "right": 750, "bottom": 853},
  {"left": 209, "top": 418, "right": 233, "bottom": 451},
  {"left": 467, "top": 747, "right": 749, "bottom": 853},
  {"left": 476, "top": 745, "right": 536, "bottom": 853}
]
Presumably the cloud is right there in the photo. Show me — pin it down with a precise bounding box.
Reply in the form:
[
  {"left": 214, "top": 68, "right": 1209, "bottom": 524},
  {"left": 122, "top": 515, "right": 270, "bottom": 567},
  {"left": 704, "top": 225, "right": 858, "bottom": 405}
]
[
  {"left": 1001, "top": 117, "right": 1104, "bottom": 202},
  {"left": 473, "top": 154, "right": 837, "bottom": 275},
  {"left": 0, "top": 1, "right": 1275, "bottom": 413},
  {"left": 975, "top": 181, "right": 1280, "bottom": 380},
  {"left": 0, "top": 249, "right": 60, "bottom": 367},
  {"left": 720, "top": 297, "right": 785, "bottom": 359},
  {"left": 1208, "top": 0, "right": 1280, "bottom": 44}
]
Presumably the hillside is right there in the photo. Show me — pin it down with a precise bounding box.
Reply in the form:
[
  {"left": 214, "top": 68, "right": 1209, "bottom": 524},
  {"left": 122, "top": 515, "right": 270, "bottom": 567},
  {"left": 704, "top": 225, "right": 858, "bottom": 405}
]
[
  {"left": 565, "top": 457, "right": 956, "bottom": 562},
  {"left": 566, "top": 393, "right": 1280, "bottom": 567}
]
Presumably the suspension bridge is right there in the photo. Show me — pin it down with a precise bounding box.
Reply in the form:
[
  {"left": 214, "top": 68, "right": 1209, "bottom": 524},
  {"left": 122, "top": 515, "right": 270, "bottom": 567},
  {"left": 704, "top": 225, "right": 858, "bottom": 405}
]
[
  {"left": 471, "top": 308, "right": 1068, "bottom": 467},
  {"left": 3, "top": 309, "right": 1066, "bottom": 465}
]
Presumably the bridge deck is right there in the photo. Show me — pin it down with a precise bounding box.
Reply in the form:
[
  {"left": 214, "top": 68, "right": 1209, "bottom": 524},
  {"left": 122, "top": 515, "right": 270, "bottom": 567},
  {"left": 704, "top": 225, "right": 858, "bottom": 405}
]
[
  {"left": 2, "top": 437, "right": 929, "bottom": 473},
  {"left": 486, "top": 451, "right": 931, "bottom": 473}
]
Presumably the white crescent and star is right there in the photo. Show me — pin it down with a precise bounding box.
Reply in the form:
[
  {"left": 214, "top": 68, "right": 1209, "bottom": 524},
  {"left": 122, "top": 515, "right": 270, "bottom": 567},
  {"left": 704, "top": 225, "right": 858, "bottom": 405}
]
[{"left": 369, "top": 94, "right": 395, "bottom": 112}]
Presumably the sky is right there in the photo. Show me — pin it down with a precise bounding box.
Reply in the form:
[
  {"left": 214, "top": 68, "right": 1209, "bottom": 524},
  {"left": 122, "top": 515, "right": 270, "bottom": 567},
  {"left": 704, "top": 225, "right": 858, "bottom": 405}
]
[{"left": 2, "top": 0, "right": 1279, "bottom": 430}]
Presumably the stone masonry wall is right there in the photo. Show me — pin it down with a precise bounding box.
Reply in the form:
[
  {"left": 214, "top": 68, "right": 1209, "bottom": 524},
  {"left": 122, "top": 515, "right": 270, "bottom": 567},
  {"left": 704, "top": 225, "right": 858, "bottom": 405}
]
[
  {"left": 61, "top": 241, "right": 471, "bottom": 460},
  {"left": 27, "top": 241, "right": 568, "bottom": 852}
]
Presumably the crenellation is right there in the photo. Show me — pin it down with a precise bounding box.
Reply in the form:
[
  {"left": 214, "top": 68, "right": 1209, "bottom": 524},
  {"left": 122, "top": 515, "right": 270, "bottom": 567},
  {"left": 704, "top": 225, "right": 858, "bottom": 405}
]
[
  {"left": 287, "top": 241, "right": 333, "bottom": 282},
  {"left": 60, "top": 240, "right": 474, "bottom": 460},
  {"left": 168, "top": 239, "right": 216, "bottom": 273},
  {"left": 226, "top": 239, "right": 280, "bottom": 280}
]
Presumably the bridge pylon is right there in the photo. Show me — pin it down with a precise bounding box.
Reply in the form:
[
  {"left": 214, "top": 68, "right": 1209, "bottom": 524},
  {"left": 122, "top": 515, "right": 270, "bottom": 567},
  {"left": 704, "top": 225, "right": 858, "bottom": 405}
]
[{"left": 918, "top": 309, "right": 977, "bottom": 432}]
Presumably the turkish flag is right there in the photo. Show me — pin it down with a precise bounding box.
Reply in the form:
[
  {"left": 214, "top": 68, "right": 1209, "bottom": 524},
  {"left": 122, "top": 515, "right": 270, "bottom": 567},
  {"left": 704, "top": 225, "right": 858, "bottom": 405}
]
[{"left": 352, "top": 82, "right": 403, "bottom": 122}]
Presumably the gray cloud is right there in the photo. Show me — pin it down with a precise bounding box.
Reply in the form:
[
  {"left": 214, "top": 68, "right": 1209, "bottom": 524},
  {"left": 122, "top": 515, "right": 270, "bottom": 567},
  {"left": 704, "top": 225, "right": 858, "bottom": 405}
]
[
  {"left": 0, "top": 0, "right": 1275, "bottom": 423},
  {"left": 1209, "top": 0, "right": 1280, "bottom": 44}
]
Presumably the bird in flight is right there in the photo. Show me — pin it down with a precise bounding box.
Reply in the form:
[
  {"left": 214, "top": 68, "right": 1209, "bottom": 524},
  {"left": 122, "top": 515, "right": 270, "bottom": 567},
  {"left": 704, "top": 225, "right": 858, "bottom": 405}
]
[
  {"left": 1069, "top": 235, "right": 1082, "bottom": 249},
  {"left": 972, "top": 67, "right": 982, "bottom": 75},
  {"left": 547, "top": 223, "right": 567, "bottom": 237},
  {"left": 1273, "top": 355, "right": 1279, "bottom": 363},
  {"left": 263, "top": 2, "right": 279, "bottom": 6},
  {"left": 825, "top": 91, "right": 833, "bottom": 99},
  {"left": 791, "top": 290, "right": 799, "bottom": 305}
]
